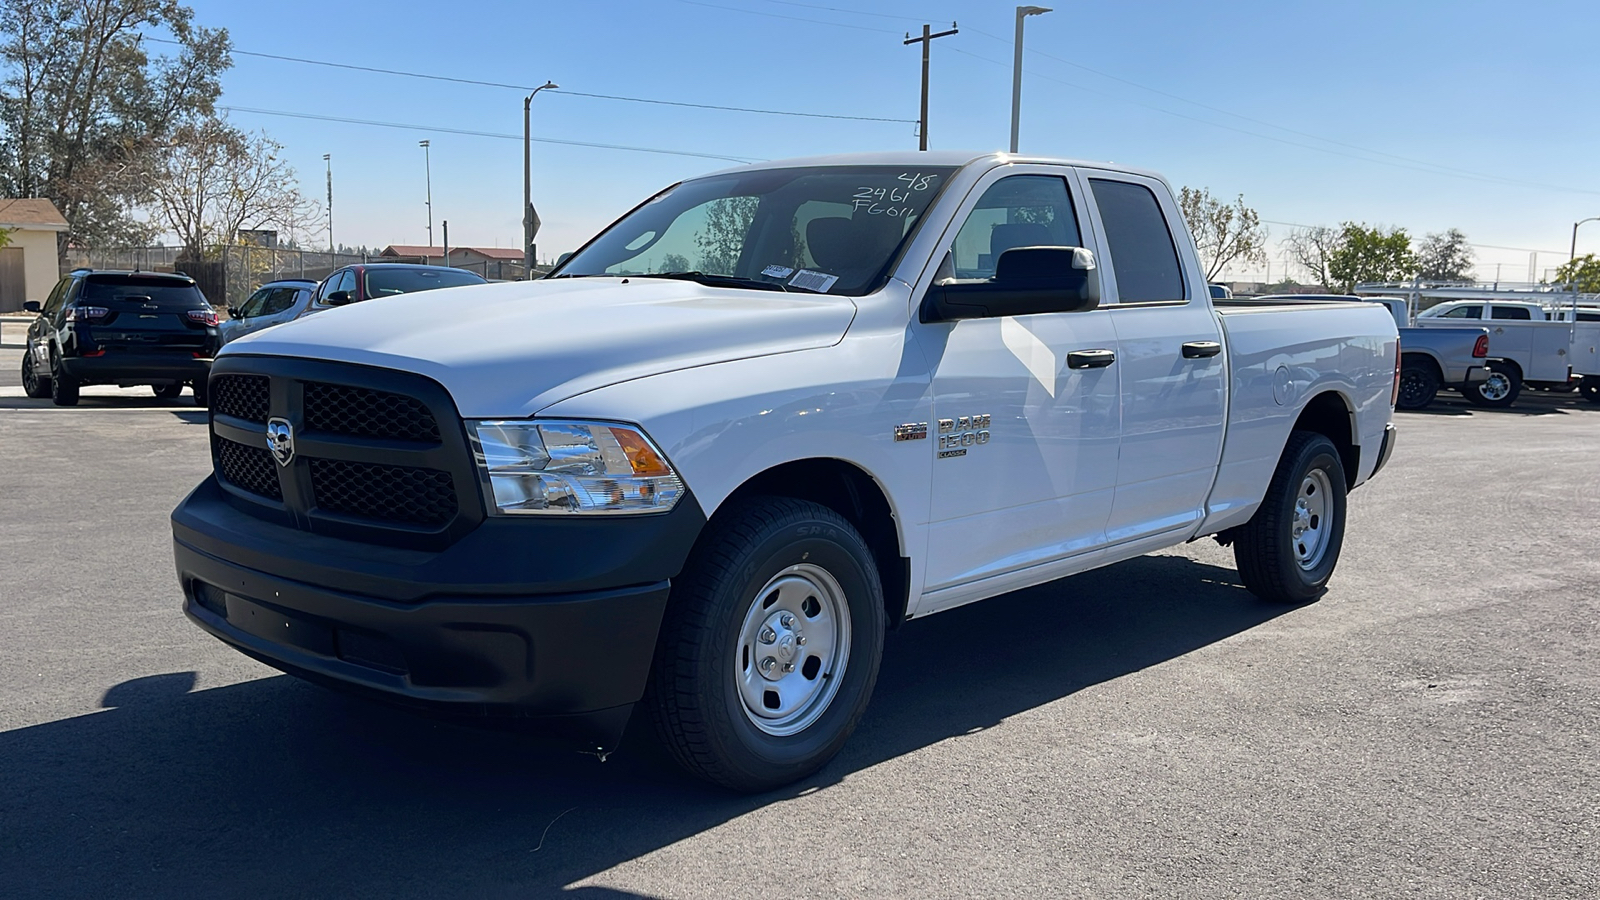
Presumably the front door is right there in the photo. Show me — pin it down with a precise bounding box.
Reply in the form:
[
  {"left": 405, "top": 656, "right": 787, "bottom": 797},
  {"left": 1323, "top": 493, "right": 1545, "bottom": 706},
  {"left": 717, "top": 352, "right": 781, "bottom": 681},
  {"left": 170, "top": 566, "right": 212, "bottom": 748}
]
[
  {"left": 918, "top": 170, "right": 1121, "bottom": 599},
  {"left": 1079, "top": 172, "right": 1226, "bottom": 544}
]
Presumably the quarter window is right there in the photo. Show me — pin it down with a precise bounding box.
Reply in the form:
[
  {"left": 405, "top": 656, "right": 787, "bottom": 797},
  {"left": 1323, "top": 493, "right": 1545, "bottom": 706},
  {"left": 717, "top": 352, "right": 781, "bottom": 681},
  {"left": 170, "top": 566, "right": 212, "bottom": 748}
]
[{"left": 1088, "top": 179, "right": 1185, "bottom": 304}]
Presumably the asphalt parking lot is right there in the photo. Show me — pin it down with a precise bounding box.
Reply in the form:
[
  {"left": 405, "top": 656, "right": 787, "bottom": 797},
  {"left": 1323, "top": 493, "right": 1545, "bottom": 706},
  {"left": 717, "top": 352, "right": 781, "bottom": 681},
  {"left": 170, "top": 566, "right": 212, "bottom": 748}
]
[{"left": 2, "top": 342, "right": 1596, "bottom": 899}]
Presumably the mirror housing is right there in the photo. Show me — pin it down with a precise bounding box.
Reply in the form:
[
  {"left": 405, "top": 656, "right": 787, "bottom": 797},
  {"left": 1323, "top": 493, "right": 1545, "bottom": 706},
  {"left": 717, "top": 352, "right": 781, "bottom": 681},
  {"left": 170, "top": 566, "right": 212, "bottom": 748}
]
[
  {"left": 24, "top": 300, "right": 42, "bottom": 313},
  {"left": 921, "top": 246, "right": 1101, "bottom": 323},
  {"left": 226, "top": 306, "right": 242, "bottom": 318},
  {"left": 323, "top": 290, "right": 352, "bottom": 306}
]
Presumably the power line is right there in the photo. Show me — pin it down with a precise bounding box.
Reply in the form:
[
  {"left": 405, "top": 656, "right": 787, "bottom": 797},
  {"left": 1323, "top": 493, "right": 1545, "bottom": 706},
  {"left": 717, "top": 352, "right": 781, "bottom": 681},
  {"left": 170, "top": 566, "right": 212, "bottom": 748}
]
[
  {"left": 219, "top": 106, "right": 765, "bottom": 164},
  {"left": 758, "top": 0, "right": 929, "bottom": 24},
  {"left": 143, "top": 36, "right": 912, "bottom": 124},
  {"left": 948, "top": 46, "right": 1600, "bottom": 197},
  {"left": 963, "top": 27, "right": 1597, "bottom": 196}
]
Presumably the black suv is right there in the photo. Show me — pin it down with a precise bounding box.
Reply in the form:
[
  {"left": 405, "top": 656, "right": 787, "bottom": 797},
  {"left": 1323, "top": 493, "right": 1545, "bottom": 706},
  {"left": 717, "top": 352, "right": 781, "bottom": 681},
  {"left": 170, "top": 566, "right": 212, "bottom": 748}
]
[{"left": 21, "top": 270, "right": 221, "bottom": 406}]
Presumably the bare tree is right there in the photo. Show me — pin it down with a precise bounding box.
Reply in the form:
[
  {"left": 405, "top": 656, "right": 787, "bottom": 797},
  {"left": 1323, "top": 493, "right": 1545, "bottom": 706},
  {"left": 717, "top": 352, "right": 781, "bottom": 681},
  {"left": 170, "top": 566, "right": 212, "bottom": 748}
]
[
  {"left": 1415, "top": 228, "right": 1474, "bottom": 282},
  {"left": 147, "top": 120, "right": 320, "bottom": 259},
  {"left": 1178, "top": 187, "right": 1268, "bottom": 281},
  {"left": 1283, "top": 225, "right": 1341, "bottom": 289}
]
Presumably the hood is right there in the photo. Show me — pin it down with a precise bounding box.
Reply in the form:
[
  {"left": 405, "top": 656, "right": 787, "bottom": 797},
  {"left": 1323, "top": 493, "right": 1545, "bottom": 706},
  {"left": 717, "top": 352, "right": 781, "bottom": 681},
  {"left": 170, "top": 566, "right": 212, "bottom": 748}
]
[{"left": 223, "top": 277, "right": 857, "bottom": 417}]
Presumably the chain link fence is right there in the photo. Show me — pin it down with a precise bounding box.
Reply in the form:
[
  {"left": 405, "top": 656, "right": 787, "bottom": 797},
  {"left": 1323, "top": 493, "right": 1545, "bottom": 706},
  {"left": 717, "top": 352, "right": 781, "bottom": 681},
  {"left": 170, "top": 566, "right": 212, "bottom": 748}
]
[{"left": 60, "top": 247, "right": 538, "bottom": 308}]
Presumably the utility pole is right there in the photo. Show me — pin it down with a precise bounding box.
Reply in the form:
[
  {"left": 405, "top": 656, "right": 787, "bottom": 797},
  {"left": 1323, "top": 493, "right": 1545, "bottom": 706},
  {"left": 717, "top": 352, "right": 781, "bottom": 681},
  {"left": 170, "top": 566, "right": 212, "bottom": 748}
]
[
  {"left": 1010, "top": 6, "right": 1051, "bottom": 153},
  {"left": 523, "top": 81, "right": 558, "bottom": 279},
  {"left": 904, "top": 23, "right": 958, "bottom": 151},
  {"left": 442, "top": 220, "right": 449, "bottom": 269},
  {"left": 323, "top": 154, "right": 333, "bottom": 254},
  {"left": 419, "top": 140, "right": 434, "bottom": 250}
]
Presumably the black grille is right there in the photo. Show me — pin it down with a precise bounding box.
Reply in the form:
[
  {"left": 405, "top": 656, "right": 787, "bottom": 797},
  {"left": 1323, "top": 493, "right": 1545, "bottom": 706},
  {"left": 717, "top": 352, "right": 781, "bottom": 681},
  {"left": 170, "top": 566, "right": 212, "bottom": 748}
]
[
  {"left": 212, "top": 374, "right": 270, "bottom": 423},
  {"left": 309, "top": 458, "right": 456, "bottom": 526},
  {"left": 214, "top": 436, "right": 282, "bottom": 500},
  {"left": 304, "top": 382, "right": 441, "bottom": 443}
]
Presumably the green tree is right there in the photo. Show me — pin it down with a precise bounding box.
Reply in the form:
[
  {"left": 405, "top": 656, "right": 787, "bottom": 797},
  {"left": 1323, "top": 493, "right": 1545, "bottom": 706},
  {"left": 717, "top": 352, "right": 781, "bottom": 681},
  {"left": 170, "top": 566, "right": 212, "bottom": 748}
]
[
  {"left": 1553, "top": 254, "right": 1600, "bottom": 293},
  {"left": 660, "top": 252, "right": 691, "bottom": 272},
  {"left": 1179, "top": 186, "right": 1268, "bottom": 280},
  {"left": 1327, "top": 222, "right": 1416, "bottom": 292},
  {"left": 1415, "top": 228, "right": 1475, "bottom": 282},
  {"left": 694, "top": 196, "right": 758, "bottom": 274},
  {"left": 0, "top": 226, "right": 10, "bottom": 248},
  {"left": 0, "top": 0, "right": 231, "bottom": 252}
]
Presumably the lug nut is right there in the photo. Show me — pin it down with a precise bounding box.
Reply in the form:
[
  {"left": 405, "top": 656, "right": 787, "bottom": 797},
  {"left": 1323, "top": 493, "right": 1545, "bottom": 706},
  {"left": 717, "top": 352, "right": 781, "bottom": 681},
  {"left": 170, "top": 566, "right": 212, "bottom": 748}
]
[
  {"left": 782, "top": 662, "right": 795, "bottom": 673},
  {"left": 758, "top": 627, "right": 776, "bottom": 644},
  {"left": 796, "top": 636, "right": 807, "bottom": 646},
  {"left": 760, "top": 657, "right": 777, "bottom": 674},
  {"left": 780, "top": 614, "right": 795, "bottom": 628}
]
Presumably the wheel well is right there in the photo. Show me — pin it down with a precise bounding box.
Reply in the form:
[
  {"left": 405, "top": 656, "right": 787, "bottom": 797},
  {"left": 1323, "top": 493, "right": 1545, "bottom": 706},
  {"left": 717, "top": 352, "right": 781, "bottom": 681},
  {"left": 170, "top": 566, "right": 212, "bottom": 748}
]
[
  {"left": 1488, "top": 357, "right": 1523, "bottom": 378},
  {"left": 1400, "top": 352, "right": 1442, "bottom": 380},
  {"left": 1293, "top": 391, "right": 1358, "bottom": 485},
  {"left": 717, "top": 459, "right": 909, "bottom": 629}
]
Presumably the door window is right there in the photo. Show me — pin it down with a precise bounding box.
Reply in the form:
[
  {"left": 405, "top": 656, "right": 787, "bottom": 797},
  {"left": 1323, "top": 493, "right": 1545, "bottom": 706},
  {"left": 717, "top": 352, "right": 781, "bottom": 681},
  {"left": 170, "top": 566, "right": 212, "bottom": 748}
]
[
  {"left": 1437, "top": 304, "right": 1480, "bottom": 319},
  {"left": 41, "top": 277, "right": 69, "bottom": 315},
  {"left": 949, "top": 175, "right": 1081, "bottom": 280},
  {"left": 236, "top": 288, "right": 272, "bottom": 318},
  {"left": 1490, "top": 305, "right": 1532, "bottom": 320},
  {"left": 1088, "top": 179, "right": 1185, "bottom": 303},
  {"left": 259, "top": 287, "right": 299, "bottom": 316}
]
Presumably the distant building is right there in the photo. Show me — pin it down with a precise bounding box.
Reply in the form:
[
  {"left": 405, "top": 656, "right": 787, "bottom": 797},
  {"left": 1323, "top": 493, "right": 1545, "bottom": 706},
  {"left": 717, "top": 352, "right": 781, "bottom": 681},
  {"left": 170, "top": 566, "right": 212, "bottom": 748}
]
[
  {"left": 378, "top": 245, "right": 528, "bottom": 280},
  {"left": 0, "top": 198, "right": 70, "bottom": 313}
]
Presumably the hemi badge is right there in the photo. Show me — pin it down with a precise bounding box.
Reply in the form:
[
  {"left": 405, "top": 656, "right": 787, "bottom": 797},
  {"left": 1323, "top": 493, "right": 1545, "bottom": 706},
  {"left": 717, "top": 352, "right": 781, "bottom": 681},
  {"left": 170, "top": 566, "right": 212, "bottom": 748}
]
[{"left": 894, "top": 422, "right": 928, "bottom": 442}]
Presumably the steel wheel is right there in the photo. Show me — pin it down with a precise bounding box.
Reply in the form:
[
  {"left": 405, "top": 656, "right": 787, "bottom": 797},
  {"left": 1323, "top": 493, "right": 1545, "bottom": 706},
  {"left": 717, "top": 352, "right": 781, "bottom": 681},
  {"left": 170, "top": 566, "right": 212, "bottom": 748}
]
[
  {"left": 1477, "top": 371, "right": 1512, "bottom": 402},
  {"left": 734, "top": 563, "right": 852, "bottom": 737},
  {"left": 1291, "top": 469, "right": 1333, "bottom": 571}
]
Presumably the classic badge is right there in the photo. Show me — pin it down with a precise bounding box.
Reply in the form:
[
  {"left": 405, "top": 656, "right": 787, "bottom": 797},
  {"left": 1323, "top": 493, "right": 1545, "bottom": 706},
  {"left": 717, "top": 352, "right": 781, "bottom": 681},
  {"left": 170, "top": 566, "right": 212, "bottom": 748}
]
[{"left": 266, "top": 417, "right": 295, "bottom": 467}]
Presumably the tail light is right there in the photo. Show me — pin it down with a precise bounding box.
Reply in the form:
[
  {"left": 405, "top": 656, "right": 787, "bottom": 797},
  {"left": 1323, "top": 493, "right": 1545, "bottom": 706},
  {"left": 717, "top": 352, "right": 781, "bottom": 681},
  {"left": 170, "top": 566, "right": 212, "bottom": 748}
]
[
  {"left": 1472, "top": 334, "right": 1489, "bottom": 358},
  {"left": 186, "top": 309, "right": 219, "bottom": 326},
  {"left": 70, "top": 306, "right": 109, "bottom": 321},
  {"left": 1391, "top": 337, "right": 1402, "bottom": 407}
]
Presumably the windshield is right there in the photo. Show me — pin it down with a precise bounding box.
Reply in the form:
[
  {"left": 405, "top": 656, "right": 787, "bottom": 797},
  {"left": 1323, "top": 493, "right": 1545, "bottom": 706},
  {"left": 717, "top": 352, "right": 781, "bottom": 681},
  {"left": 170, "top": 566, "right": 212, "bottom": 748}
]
[
  {"left": 553, "top": 165, "right": 958, "bottom": 296},
  {"left": 363, "top": 267, "right": 486, "bottom": 297}
]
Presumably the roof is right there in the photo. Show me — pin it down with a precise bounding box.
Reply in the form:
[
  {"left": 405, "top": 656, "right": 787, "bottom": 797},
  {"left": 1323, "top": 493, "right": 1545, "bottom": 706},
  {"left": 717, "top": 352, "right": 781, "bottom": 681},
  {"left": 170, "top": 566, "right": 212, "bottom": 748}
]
[
  {"left": 380, "top": 245, "right": 524, "bottom": 260},
  {"left": 451, "top": 247, "right": 524, "bottom": 260},
  {"left": 698, "top": 151, "right": 1168, "bottom": 183},
  {"left": 0, "top": 198, "right": 70, "bottom": 232}
]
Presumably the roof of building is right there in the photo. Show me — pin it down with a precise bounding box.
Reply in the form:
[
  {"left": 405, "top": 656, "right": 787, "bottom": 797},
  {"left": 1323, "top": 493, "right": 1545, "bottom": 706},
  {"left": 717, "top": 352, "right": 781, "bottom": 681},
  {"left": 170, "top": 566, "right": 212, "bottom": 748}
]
[
  {"left": 452, "top": 246, "right": 524, "bottom": 260},
  {"left": 0, "top": 198, "right": 70, "bottom": 232},
  {"left": 379, "top": 245, "right": 524, "bottom": 260}
]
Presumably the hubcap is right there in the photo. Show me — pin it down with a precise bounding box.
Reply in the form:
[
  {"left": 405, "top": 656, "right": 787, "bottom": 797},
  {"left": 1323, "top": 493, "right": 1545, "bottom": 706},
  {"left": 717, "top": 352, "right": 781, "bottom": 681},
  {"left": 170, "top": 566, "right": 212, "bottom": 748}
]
[
  {"left": 734, "top": 563, "right": 851, "bottom": 736},
  {"left": 1291, "top": 469, "right": 1333, "bottom": 571},
  {"left": 1479, "top": 373, "right": 1510, "bottom": 401}
]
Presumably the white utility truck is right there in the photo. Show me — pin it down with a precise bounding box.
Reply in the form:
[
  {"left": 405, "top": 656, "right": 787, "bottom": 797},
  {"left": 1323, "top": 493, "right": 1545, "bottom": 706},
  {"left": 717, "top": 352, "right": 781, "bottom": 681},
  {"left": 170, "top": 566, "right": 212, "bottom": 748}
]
[
  {"left": 1409, "top": 297, "right": 1583, "bottom": 405},
  {"left": 172, "top": 152, "right": 1400, "bottom": 791}
]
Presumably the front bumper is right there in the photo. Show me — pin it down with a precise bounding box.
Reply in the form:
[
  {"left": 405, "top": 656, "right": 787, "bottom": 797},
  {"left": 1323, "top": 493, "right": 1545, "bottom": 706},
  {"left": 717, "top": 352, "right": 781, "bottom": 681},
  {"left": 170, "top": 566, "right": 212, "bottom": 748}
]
[
  {"left": 62, "top": 351, "right": 212, "bottom": 383},
  {"left": 173, "top": 476, "right": 705, "bottom": 747}
]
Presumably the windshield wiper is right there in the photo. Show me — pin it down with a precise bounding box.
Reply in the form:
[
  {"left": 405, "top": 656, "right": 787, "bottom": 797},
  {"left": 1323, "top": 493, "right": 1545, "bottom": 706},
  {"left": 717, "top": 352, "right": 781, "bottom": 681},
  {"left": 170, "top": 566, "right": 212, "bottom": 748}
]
[{"left": 636, "top": 271, "right": 790, "bottom": 292}]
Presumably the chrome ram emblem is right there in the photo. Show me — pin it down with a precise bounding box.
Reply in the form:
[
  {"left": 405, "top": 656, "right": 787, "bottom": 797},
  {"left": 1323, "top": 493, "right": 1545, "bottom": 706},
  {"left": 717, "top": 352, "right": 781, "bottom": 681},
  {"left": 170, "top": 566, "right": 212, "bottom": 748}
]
[{"left": 266, "top": 417, "right": 295, "bottom": 467}]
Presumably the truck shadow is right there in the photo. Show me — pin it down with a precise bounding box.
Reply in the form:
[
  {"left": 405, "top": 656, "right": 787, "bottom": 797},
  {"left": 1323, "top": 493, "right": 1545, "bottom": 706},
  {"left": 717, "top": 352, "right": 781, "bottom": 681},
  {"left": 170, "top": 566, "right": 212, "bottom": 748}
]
[
  {"left": 0, "top": 396, "right": 208, "bottom": 422},
  {"left": 0, "top": 554, "right": 1285, "bottom": 899}
]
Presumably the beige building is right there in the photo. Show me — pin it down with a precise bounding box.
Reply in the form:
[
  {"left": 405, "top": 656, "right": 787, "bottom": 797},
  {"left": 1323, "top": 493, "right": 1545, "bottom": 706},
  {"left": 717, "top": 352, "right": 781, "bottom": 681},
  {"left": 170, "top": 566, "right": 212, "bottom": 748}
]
[{"left": 0, "top": 199, "right": 69, "bottom": 313}]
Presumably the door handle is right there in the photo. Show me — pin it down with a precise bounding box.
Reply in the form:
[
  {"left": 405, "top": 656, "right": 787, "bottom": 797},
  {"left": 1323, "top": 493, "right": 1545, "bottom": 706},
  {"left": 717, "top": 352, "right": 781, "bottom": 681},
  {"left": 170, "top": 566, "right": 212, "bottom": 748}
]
[
  {"left": 1067, "top": 349, "right": 1116, "bottom": 369},
  {"left": 1181, "top": 341, "right": 1222, "bottom": 359}
]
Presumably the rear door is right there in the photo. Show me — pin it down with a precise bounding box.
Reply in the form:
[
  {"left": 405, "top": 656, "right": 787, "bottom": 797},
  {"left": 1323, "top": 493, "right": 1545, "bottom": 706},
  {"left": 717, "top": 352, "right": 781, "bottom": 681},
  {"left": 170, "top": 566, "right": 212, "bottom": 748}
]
[{"left": 1078, "top": 172, "right": 1227, "bottom": 544}]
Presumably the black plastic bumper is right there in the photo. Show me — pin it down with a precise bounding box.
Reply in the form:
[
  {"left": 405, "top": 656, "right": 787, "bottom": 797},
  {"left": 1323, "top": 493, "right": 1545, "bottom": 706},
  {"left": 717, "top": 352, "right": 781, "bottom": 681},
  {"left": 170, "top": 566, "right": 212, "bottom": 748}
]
[
  {"left": 1372, "top": 423, "right": 1397, "bottom": 478},
  {"left": 173, "top": 476, "right": 705, "bottom": 748},
  {"left": 63, "top": 351, "right": 212, "bottom": 383}
]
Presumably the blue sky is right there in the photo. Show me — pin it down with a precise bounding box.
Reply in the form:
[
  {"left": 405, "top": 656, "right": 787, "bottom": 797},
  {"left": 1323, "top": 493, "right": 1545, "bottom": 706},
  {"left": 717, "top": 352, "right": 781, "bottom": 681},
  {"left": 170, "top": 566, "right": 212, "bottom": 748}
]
[{"left": 184, "top": 0, "right": 1599, "bottom": 282}]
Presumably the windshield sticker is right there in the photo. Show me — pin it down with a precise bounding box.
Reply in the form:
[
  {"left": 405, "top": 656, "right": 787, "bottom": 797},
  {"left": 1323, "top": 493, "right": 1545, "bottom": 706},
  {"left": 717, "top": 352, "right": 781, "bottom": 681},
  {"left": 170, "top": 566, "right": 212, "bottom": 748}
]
[
  {"left": 789, "top": 270, "right": 840, "bottom": 293},
  {"left": 761, "top": 264, "right": 795, "bottom": 279}
]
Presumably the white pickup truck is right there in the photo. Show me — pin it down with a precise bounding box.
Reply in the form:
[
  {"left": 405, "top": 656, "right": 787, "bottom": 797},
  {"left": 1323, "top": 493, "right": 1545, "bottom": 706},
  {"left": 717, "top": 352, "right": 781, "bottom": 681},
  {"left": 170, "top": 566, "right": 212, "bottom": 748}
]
[{"left": 172, "top": 152, "right": 1399, "bottom": 791}]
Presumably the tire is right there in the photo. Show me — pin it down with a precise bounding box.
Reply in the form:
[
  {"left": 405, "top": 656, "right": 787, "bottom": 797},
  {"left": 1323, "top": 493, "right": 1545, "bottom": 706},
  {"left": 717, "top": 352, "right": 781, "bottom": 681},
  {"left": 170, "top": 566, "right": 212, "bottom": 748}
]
[
  {"left": 21, "top": 346, "right": 51, "bottom": 399},
  {"left": 1232, "top": 431, "right": 1348, "bottom": 604},
  {"left": 1580, "top": 376, "right": 1600, "bottom": 405},
  {"left": 152, "top": 383, "right": 183, "bottom": 399},
  {"left": 49, "top": 354, "right": 80, "bottom": 406},
  {"left": 647, "top": 497, "right": 886, "bottom": 792},
  {"left": 1395, "top": 359, "right": 1440, "bottom": 410},
  {"left": 1463, "top": 362, "right": 1521, "bottom": 408},
  {"left": 191, "top": 378, "right": 209, "bottom": 408}
]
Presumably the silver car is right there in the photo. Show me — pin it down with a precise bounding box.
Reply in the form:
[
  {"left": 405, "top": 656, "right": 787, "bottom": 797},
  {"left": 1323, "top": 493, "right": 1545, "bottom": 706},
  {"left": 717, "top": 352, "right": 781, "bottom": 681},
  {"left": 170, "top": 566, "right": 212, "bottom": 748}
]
[{"left": 219, "top": 279, "right": 317, "bottom": 344}]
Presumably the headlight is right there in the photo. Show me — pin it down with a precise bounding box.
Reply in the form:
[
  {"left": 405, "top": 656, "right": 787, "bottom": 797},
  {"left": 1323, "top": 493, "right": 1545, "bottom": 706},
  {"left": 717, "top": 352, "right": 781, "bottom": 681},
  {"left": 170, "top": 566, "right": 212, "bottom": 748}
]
[{"left": 468, "top": 420, "right": 684, "bottom": 515}]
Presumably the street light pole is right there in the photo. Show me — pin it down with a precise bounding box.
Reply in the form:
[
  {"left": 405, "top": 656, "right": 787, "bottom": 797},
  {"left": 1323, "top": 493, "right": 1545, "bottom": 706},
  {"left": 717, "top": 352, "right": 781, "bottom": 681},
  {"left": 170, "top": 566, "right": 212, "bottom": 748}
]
[
  {"left": 419, "top": 139, "right": 433, "bottom": 252},
  {"left": 1010, "top": 5, "right": 1051, "bottom": 154},
  {"left": 323, "top": 154, "right": 333, "bottom": 254},
  {"left": 1572, "top": 217, "right": 1600, "bottom": 262},
  {"left": 523, "top": 80, "right": 558, "bottom": 279}
]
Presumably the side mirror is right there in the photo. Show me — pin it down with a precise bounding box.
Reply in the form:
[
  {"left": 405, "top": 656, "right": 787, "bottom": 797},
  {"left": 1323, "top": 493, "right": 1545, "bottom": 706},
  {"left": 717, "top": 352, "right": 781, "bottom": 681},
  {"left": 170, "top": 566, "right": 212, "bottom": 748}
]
[
  {"left": 921, "top": 246, "right": 1101, "bottom": 323},
  {"left": 226, "top": 306, "right": 242, "bottom": 318},
  {"left": 24, "top": 300, "right": 42, "bottom": 313},
  {"left": 556, "top": 252, "right": 573, "bottom": 267},
  {"left": 323, "top": 290, "right": 352, "bottom": 306}
]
